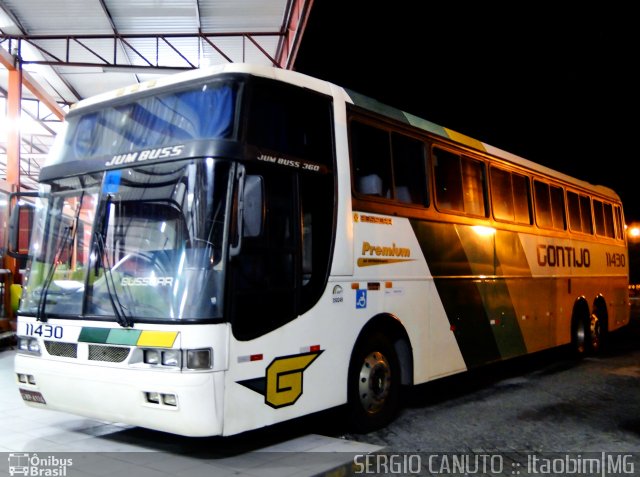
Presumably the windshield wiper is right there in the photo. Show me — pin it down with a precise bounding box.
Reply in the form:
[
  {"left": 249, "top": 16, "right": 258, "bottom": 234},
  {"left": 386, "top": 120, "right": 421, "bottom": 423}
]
[
  {"left": 37, "top": 225, "right": 71, "bottom": 322},
  {"left": 93, "top": 195, "right": 134, "bottom": 328},
  {"left": 37, "top": 191, "right": 85, "bottom": 322},
  {"left": 94, "top": 232, "right": 133, "bottom": 328}
]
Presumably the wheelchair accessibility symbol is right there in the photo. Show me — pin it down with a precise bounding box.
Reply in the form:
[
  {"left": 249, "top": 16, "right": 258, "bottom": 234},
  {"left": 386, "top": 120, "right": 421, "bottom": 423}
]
[{"left": 356, "top": 289, "right": 367, "bottom": 309}]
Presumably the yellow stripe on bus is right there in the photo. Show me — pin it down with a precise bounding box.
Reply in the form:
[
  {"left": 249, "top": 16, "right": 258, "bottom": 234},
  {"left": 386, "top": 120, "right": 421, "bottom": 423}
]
[
  {"left": 137, "top": 331, "right": 179, "bottom": 348},
  {"left": 444, "top": 128, "right": 487, "bottom": 152}
]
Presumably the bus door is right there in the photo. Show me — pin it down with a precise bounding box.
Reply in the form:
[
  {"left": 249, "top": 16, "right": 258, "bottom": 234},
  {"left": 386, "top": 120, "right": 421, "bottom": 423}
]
[{"left": 226, "top": 163, "right": 334, "bottom": 341}]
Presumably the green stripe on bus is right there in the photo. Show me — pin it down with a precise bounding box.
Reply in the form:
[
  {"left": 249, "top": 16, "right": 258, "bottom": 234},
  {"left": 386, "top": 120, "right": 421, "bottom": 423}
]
[
  {"left": 107, "top": 329, "right": 142, "bottom": 346},
  {"left": 456, "top": 227, "right": 528, "bottom": 359},
  {"left": 479, "top": 278, "right": 527, "bottom": 359},
  {"left": 403, "top": 112, "right": 446, "bottom": 137},
  {"left": 410, "top": 220, "right": 502, "bottom": 368},
  {"left": 78, "top": 327, "right": 110, "bottom": 344},
  {"left": 78, "top": 327, "right": 178, "bottom": 347},
  {"left": 346, "top": 89, "right": 494, "bottom": 152},
  {"left": 346, "top": 89, "right": 412, "bottom": 124}
]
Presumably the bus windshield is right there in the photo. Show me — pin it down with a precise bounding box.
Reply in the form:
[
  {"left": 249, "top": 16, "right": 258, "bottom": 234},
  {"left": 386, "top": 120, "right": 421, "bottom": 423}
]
[
  {"left": 48, "top": 79, "right": 238, "bottom": 166},
  {"left": 21, "top": 159, "right": 233, "bottom": 323}
]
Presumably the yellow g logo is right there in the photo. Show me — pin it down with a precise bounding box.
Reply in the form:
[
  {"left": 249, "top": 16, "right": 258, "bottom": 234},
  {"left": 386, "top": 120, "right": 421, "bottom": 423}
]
[
  {"left": 238, "top": 351, "right": 323, "bottom": 409},
  {"left": 265, "top": 352, "right": 321, "bottom": 408}
]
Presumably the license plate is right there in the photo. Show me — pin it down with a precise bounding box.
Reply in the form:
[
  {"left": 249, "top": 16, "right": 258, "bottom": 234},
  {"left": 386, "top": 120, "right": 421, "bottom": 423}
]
[{"left": 19, "top": 389, "right": 47, "bottom": 404}]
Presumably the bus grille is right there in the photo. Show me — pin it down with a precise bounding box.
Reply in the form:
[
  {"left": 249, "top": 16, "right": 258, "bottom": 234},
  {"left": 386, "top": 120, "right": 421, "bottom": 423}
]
[
  {"left": 88, "top": 345, "right": 130, "bottom": 363},
  {"left": 44, "top": 341, "right": 78, "bottom": 358}
]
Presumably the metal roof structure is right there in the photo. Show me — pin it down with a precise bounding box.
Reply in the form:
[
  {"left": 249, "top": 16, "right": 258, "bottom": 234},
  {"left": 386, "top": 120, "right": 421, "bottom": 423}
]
[{"left": 0, "top": 0, "right": 314, "bottom": 189}]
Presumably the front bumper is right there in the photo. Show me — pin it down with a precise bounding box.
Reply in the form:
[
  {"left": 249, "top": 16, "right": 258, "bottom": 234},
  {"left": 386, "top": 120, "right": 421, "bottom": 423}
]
[{"left": 15, "top": 353, "right": 225, "bottom": 437}]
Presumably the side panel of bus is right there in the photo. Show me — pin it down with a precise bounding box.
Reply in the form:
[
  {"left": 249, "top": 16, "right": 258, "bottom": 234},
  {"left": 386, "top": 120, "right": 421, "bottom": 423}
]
[{"left": 354, "top": 216, "right": 629, "bottom": 378}]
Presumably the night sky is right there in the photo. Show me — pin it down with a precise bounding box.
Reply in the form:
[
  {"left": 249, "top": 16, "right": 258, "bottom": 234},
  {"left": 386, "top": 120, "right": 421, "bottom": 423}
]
[{"left": 295, "top": 2, "right": 639, "bottom": 223}]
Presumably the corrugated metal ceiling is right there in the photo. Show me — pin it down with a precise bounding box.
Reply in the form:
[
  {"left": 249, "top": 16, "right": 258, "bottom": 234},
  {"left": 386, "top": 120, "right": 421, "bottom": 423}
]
[{"left": 0, "top": 0, "right": 311, "bottom": 188}]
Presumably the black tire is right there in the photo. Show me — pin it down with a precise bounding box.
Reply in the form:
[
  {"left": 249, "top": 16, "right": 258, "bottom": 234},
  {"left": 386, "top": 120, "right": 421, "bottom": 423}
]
[
  {"left": 572, "top": 313, "right": 602, "bottom": 357},
  {"left": 347, "top": 332, "right": 400, "bottom": 433}
]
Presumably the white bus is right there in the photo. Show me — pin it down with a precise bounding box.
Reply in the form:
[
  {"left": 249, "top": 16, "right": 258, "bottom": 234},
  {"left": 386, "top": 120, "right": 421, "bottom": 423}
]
[{"left": 14, "top": 64, "right": 629, "bottom": 437}]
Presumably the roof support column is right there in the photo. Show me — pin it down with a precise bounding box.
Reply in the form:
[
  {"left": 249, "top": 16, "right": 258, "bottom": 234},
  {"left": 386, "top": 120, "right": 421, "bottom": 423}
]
[
  {"left": 1, "top": 60, "right": 21, "bottom": 329},
  {"left": 6, "top": 66, "right": 22, "bottom": 192},
  {"left": 277, "top": 0, "right": 314, "bottom": 69}
]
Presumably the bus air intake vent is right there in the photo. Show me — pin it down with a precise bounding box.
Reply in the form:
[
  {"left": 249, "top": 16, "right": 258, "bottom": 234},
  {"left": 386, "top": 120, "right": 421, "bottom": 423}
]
[
  {"left": 44, "top": 341, "right": 78, "bottom": 358},
  {"left": 88, "top": 345, "right": 130, "bottom": 363}
]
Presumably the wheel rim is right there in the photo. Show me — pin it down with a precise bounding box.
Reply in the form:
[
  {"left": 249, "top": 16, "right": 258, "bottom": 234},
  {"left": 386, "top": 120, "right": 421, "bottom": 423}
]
[
  {"left": 574, "top": 320, "right": 586, "bottom": 354},
  {"left": 589, "top": 314, "right": 601, "bottom": 352},
  {"left": 358, "top": 351, "right": 391, "bottom": 414}
]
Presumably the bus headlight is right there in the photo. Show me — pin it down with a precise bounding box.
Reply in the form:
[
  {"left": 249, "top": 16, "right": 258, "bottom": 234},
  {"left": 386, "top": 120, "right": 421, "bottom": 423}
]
[
  {"left": 143, "top": 349, "right": 180, "bottom": 368},
  {"left": 17, "top": 337, "right": 41, "bottom": 356},
  {"left": 143, "top": 349, "right": 161, "bottom": 365},
  {"left": 18, "top": 337, "right": 29, "bottom": 351},
  {"left": 186, "top": 349, "right": 212, "bottom": 370},
  {"left": 161, "top": 350, "right": 181, "bottom": 367},
  {"left": 140, "top": 347, "right": 211, "bottom": 370},
  {"left": 28, "top": 340, "right": 41, "bottom": 354}
]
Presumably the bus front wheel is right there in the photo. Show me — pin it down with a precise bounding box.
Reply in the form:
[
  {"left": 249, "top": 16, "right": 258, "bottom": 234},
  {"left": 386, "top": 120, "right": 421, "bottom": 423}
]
[{"left": 347, "top": 333, "right": 400, "bottom": 433}]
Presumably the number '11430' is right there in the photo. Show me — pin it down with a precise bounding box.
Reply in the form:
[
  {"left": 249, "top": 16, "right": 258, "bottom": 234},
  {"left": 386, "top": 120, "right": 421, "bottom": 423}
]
[{"left": 25, "top": 323, "right": 63, "bottom": 339}]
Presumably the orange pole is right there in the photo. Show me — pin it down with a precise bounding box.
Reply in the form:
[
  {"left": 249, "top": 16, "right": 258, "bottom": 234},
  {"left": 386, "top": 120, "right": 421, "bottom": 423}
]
[
  {"left": 7, "top": 67, "right": 22, "bottom": 190},
  {"left": 1, "top": 68, "right": 21, "bottom": 326}
]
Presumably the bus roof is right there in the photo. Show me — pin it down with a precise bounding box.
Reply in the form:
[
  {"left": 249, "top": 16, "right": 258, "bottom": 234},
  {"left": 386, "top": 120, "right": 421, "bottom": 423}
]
[
  {"left": 70, "top": 63, "right": 619, "bottom": 201},
  {"left": 341, "top": 88, "right": 620, "bottom": 201}
]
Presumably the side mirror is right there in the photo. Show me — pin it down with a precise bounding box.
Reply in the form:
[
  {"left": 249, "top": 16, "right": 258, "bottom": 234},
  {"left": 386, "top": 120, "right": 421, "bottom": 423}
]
[
  {"left": 242, "top": 175, "right": 264, "bottom": 238},
  {"left": 8, "top": 199, "right": 36, "bottom": 260},
  {"left": 230, "top": 171, "right": 264, "bottom": 256}
]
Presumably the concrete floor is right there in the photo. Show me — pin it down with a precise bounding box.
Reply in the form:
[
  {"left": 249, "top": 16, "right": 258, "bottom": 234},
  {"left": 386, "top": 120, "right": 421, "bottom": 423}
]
[{"left": 0, "top": 348, "right": 382, "bottom": 476}]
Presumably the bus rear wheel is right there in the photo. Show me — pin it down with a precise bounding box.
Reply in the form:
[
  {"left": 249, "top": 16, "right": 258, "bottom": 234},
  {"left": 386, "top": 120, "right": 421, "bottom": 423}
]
[{"left": 347, "top": 333, "right": 400, "bottom": 433}]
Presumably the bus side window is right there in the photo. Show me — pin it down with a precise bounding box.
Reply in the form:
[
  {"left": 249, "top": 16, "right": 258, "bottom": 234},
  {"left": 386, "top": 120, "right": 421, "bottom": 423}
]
[
  {"left": 247, "top": 78, "right": 333, "bottom": 166},
  {"left": 461, "top": 156, "right": 486, "bottom": 217},
  {"left": 593, "top": 199, "right": 615, "bottom": 238},
  {"left": 434, "top": 147, "right": 486, "bottom": 216},
  {"left": 567, "top": 191, "right": 593, "bottom": 235},
  {"left": 433, "top": 147, "right": 463, "bottom": 211},
  {"left": 491, "top": 167, "right": 514, "bottom": 221},
  {"left": 594, "top": 200, "right": 605, "bottom": 236},
  {"left": 391, "top": 133, "right": 428, "bottom": 206},
  {"left": 350, "top": 121, "right": 392, "bottom": 198},
  {"left": 512, "top": 173, "right": 532, "bottom": 224},
  {"left": 603, "top": 202, "right": 615, "bottom": 238},
  {"left": 550, "top": 185, "right": 566, "bottom": 230},
  {"left": 614, "top": 205, "right": 624, "bottom": 239},
  {"left": 567, "top": 191, "right": 582, "bottom": 232},
  {"left": 534, "top": 180, "right": 565, "bottom": 230},
  {"left": 580, "top": 194, "right": 594, "bottom": 234},
  {"left": 492, "top": 167, "right": 531, "bottom": 224}
]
